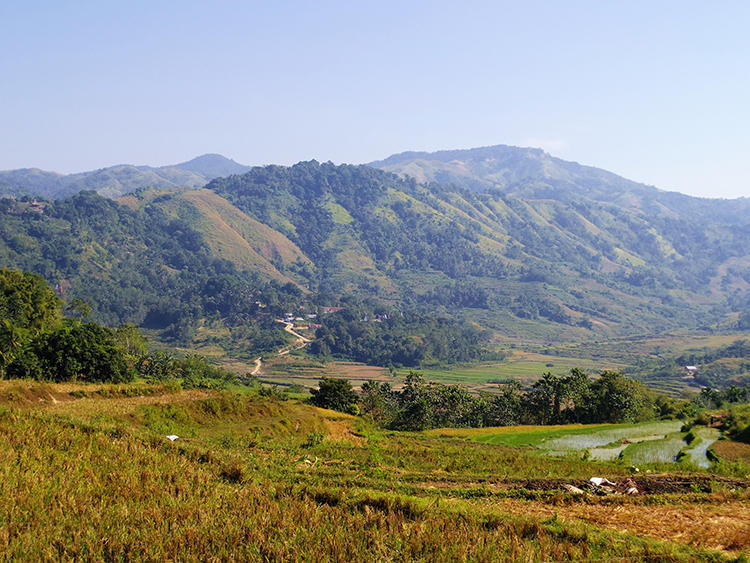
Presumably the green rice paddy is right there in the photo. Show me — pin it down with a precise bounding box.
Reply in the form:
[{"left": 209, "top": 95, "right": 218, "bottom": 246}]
[{"left": 466, "top": 420, "right": 718, "bottom": 468}]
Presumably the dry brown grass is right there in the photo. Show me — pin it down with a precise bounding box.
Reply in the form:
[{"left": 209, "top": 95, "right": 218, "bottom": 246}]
[
  {"left": 488, "top": 495, "right": 750, "bottom": 555},
  {"left": 316, "top": 408, "right": 363, "bottom": 443},
  {"left": 0, "top": 380, "right": 745, "bottom": 560},
  {"left": 712, "top": 440, "right": 750, "bottom": 464},
  {"left": 41, "top": 389, "right": 214, "bottom": 418}
]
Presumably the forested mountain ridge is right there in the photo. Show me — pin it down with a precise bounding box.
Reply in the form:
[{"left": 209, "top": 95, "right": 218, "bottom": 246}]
[
  {"left": 1, "top": 152, "right": 749, "bottom": 356},
  {"left": 369, "top": 144, "right": 750, "bottom": 225},
  {"left": 0, "top": 154, "right": 251, "bottom": 200},
  {"left": 0, "top": 191, "right": 301, "bottom": 354},
  {"left": 205, "top": 160, "right": 749, "bottom": 340}
]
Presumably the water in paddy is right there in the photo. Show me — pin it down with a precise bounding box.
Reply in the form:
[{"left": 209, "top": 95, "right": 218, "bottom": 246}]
[
  {"left": 620, "top": 433, "right": 687, "bottom": 464},
  {"left": 587, "top": 435, "right": 667, "bottom": 461},
  {"left": 541, "top": 421, "right": 683, "bottom": 455},
  {"left": 682, "top": 427, "right": 720, "bottom": 468}
]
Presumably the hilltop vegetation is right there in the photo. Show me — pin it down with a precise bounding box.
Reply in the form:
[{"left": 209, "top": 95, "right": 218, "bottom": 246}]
[
  {"left": 1, "top": 148, "right": 749, "bottom": 369},
  {"left": 0, "top": 194, "right": 298, "bottom": 353},
  {"left": 207, "top": 159, "right": 750, "bottom": 341},
  {"left": 631, "top": 339, "right": 750, "bottom": 391},
  {"left": 0, "top": 269, "right": 242, "bottom": 389}
]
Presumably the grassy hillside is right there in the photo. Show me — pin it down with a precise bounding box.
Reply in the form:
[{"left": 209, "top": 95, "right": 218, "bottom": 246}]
[
  {"left": 0, "top": 192, "right": 302, "bottom": 353},
  {"left": 369, "top": 144, "right": 750, "bottom": 224},
  {"left": 208, "top": 160, "right": 750, "bottom": 342},
  {"left": 0, "top": 380, "right": 747, "bottom": 560},
  {"left": 3, "top": 156, "right": 750, "bottom": 372},
  {"left": 138, "top": 188, "right": 312, "bottom": 286}
]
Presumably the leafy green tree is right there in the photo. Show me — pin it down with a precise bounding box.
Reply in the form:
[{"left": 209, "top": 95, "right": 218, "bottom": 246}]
[
  {"left": 65, "top": 298, "right": 91, "bottom": 321},
  {"left": 487, "top": 381, "right": 524, "bottom": 426},
  {"left": 114, "top": 323, "right": 148, "bottom": 357},
  {"left": 0, "top": 319, "right": 27, "bottom": 378},
  {"left": 696, "top": 387, "right": 723, "bottom": 409},
  {"left": 560, "top": 368, "right": 593, "bottom": 422},
  {"left": 310, "top": 377, "right": 359, "bottom": 415},
  {"left": 590, "top": 371, "right": 652, "bottom": 423},
  {"left": 359, "top": 380, "right": 398, "bottom": 425},
  {"left": 24, "top": 321, "right": 133, "bottom": 383},
  {"left": 430, "top": 384, "right": 480, "bottom": 428},
  {"left": 524, "top": 372, "right": 564, "bottom": 424},
  {"left": 392, "top": 394, "right": 434, "bottom": 431},
  {"left": 0, "top": 269, "right": 61, "bottom": 331}
]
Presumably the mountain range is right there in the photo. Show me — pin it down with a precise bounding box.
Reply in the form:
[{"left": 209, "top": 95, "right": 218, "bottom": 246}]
[
  {"left": 1, "top": 144, "right": 749, "bottom": 353},
  {"left": 0, "top": 154, "right": 251, "bottom": 199}
]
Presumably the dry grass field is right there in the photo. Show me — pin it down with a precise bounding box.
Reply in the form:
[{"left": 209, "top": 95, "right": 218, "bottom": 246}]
[{"left": 0, "top": 380, "right": 747, "bottom": 561}]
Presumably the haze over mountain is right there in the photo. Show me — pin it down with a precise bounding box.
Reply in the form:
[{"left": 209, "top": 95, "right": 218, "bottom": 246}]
[
  {"left": 0, "top": 154, "right": 251, "bottom": 200},
  {"left": 369, "top": 144, "right": 750, "bottom": 222},
  {"left": 2, "top": 147, "right": 749, "bottom": 355}
]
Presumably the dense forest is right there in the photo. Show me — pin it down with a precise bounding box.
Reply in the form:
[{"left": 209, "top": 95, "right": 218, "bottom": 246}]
[
  {"left": 0, "top": 193, "right": 296, "bottom": 353},
  {"left": 1, "top": 156, "right": 750, "bottom": 366},
  {"left": 307, "top": 304, "right": 492, "bottom": 367},
  {"left": 208, "top": 160, "right": 750, "bottom": 336}
]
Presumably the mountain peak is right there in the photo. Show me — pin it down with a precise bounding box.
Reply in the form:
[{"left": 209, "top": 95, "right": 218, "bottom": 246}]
[{"left": 170, "top": 154, "right": 251, "bottom": 178}]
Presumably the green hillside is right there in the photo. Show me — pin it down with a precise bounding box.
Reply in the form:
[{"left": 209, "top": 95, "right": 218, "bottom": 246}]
[
  {"left": 133, "top": 188, "right": 312, "bottom": 287},
  {"left": 0, "top": 192, "right": 299, "bottom": 354},
  {"left": 2, "top": 153, "right": 749, "bottom": 367},
  {"left": 369, "top": 144, "right": 750, "bottom": 225},
  {"left": 207, "top": 160, "right": 750, "bottom": 342}
]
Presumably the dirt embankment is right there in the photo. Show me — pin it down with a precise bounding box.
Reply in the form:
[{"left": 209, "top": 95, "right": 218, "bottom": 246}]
[{"left": 510, "top": 474, "right": 750, "bottom": 494}]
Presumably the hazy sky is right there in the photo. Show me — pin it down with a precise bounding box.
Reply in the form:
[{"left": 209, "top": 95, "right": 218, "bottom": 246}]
[{"left": 2, "top": 1, "right": 749, "bottom": 199}]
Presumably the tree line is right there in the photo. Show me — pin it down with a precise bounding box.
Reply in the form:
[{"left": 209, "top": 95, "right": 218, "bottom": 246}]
[
  {"left": 310, "top": 369, "right": 693, "bottom": 431},
  {"left": 308, "top": 306, "right": 492, "bottom": 367},
  {"left": 0, "top": 268, "right": 237, "bottom": 388}
]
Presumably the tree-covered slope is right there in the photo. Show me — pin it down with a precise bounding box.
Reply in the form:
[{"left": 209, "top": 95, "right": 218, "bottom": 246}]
[
  {"left": 0, "top": 192, "right": 299, "bottom": 352},
  {"left": 2, "top": 155, "right": 749, "bottom": 354},
  {"left": 120, "top": 188, "right": 312, "bottom": 287},
  {"left": 369, "top": 144, "right": 750, "bottom": 225},
  {"left": 207, "top": 160, "right": 750, "bottom": 340}
]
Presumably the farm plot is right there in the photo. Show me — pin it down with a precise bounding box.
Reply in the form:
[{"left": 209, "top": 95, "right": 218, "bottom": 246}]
[
  {"left": 457, "top": 421, "right": 719, "bottom": 468},
  {"left": 682, "top": 427, "right": 721, "bottom": 469}
]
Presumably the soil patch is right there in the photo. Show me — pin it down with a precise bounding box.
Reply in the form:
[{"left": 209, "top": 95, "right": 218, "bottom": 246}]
[
  {"left": 506, "top": 474, "right": 750, "bottom": 494},
  {"left": 490, "top": 496, "right": 750, "bottom": 554}
]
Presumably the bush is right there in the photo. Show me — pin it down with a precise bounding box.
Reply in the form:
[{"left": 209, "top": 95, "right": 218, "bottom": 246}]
[
  {"left": 309, "top": 377, "right": 359, "bottom": 414},
  {"left": 9, "top": 321, "right": 133, "bottom": 383}
]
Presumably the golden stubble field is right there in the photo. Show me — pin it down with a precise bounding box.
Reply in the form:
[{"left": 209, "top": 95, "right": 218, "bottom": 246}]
[{"left": 0, "top": 380, "right": 748, "bottom": 561}]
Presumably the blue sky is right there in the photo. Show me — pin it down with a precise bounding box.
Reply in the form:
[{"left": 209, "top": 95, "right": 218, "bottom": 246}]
[{"left": 2, "top": 1, "right": 749, "bottom": 198}]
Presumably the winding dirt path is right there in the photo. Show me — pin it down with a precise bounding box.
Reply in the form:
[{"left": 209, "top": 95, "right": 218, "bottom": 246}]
[{"left": 276, "top": 319, "right": 311, "bottom": 356}]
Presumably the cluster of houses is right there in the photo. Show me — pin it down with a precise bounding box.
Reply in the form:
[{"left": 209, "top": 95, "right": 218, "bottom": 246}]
[
  {"left": 5, "top": 198, "right": 46, "bottom": 215},
  {"left": 360, "top": 313, "right": 390, "bottom": 323},
  {"left": 683, "top": 365, "right": 698, "bottom": 380},
  {"left": 54, "top": 279, "right": 72, "bottom": 295},
  {"left": 284, "top": 311, "right": 322, "bottom": 330},
  {"left": 282, "top": 306, "right": 394, "bottom": 331}
]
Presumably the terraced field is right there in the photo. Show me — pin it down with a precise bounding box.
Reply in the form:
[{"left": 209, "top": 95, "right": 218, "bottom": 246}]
[
  {"left": 256, "top": 348, "right": 628, "bottom": 395},
  {"left": 434, "top": 421, "right": 722, "bottom": 469},
  {"left": 2, "top": 380, "right": 746, "bottom": 560}
]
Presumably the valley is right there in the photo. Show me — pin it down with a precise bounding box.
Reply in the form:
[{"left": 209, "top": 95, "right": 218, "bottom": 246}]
[{"left": 1, "top": 146, "right": 750, "bottom": 560}]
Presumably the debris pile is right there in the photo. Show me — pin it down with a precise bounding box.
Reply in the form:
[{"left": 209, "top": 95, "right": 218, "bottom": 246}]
[{"left": 561, "top": 477, "right": 641, "bottom": 496}]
